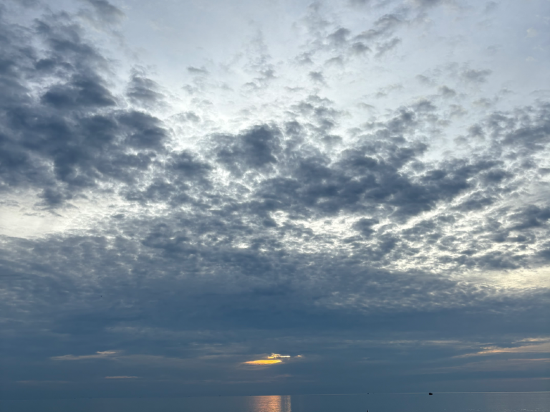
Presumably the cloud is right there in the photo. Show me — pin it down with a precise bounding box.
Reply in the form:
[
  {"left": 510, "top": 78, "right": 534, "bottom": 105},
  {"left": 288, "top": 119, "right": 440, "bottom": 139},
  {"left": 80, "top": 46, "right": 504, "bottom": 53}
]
[
  {"left": 51, "top": 351, "right": 118, "bottom": 361},
  {"left": 82, "top": 0, "right": 125, "bottom": 24},
  {"left": 243, "top": 354, "right": 299, "bottom": 366},
  {"left": 458, "top": 339, "right": 550, "bottom": 358},
  {"left": 127, "top": 72, "right": 164, "bottom": 106},
  {"left": 268, "top": 354, "right": 291, "bottom": 359},
  {"left": 411, "top": 0, "right": 449, "bottom": 8},
  {"left": 0, "top": 9, "right": 169, "bottom": 207},
  {"left": 328, "top": 28, "right": 351, "bottom": 46},
  {"left": 309, "top": 71, "right": 326, "bottom": 84},
  {"left": 1, "top": 0, "right": 550, "bottom": 398},
  {"left": 376, "top": 37, "right": 402, "bottom": 57},
  {"left": 187, "top": 66, "right": 209, "bottom": 75},
  {"left": 355, "top": 14, "right": 404, "bottom": 42},
  {"left": 215, "top": 126, "right": 282, "bottom": 176},
  {"left": 461, "top": 68, "right": 492, "bottom": 84},
  {"left": 439, "top": 86, "right": 457, "bottom": 98}
]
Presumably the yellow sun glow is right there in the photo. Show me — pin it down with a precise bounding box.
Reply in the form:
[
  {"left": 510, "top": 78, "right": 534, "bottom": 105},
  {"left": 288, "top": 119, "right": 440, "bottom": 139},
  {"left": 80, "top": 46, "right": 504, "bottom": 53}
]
[{"left": 244, "top": 359, "right": 283, "bottom": 365}]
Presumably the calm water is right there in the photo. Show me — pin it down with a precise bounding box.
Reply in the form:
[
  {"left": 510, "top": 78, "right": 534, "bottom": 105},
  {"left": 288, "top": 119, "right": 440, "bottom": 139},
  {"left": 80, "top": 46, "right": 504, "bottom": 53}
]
[{"left": 2, "top": 392, "right": 549, "bottom": 412}]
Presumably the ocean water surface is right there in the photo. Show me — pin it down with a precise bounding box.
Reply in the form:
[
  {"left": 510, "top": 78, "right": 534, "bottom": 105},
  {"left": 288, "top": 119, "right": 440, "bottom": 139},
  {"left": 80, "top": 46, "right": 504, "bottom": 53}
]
[{"left": 2, "top": 392, "right": 549, "bottom": 412}]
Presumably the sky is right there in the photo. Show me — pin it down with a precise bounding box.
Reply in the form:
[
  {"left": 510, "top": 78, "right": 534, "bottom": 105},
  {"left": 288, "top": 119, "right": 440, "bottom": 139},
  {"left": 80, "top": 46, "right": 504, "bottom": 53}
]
[{"left": 1, "top": 0, "right": 550, "bottom": 400}]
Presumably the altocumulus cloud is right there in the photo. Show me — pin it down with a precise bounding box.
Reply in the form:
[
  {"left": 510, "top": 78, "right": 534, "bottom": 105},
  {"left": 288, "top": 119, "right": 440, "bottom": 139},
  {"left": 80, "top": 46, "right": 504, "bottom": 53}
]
[{"left": 1, "top": 0, "right": 550, "bottom": 399}]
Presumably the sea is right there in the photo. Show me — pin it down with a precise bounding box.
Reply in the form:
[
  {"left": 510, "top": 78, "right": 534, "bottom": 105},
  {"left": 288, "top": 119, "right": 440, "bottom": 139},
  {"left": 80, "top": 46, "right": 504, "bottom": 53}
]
[{"left": 1, "top": 392, "right": 549, "bottom": 412}]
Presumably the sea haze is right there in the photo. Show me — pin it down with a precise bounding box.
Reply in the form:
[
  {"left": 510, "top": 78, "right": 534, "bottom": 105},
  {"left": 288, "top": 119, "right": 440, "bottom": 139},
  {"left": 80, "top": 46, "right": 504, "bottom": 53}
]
[{"left": 1, "top": 0, "right": 550, "bottom": 401}]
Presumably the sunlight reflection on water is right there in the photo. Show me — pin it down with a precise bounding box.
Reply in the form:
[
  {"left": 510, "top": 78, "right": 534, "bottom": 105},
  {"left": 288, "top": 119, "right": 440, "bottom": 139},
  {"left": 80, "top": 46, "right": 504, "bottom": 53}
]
[{"left": 250, "top": 395, "right": 292, "bottom": 412}]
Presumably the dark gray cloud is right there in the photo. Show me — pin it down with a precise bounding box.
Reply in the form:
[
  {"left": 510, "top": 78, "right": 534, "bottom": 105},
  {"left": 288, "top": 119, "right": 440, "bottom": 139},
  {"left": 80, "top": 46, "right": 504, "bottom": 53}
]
[
  {"left": 41, "top": 74, "right": 116, "bottom": 108},
  {"left": 328, "top": 28, "right": 351, "bottom": 46},
  {"left": 83, "top": 0, "right": 125, "bottom": 24},
  {"left": 345, "top": 14, "right": 405, "bottom": 58},
  {"left": 309, "top": 70, "right": 325, "bottom": 84},
  {"left": 412, "top": 0, "right": 448, "bottom": 7},
  {"left": 461, "top": 68, "right": 492, "bottom": 84},
  {"left": 2, "top": 216, "right": 549, "bottom": 397},
  {"left": 0, "top": 10, "right": 168, "bottom": 206},
  {"left": 439, "top": 85, "right": 457, "bottom": 98},
  {"left": 215, "top": 126, "right": 282, "bottom": 176},
  {"left": 127, "top": 72, "right": 164, "bottom": 106},
  {"left": 355, "top": 14, "right": 404, "bottom": 42},
  {"left": 375, "top": 37, "right": 401, "bottom": 57},
  {"left": 298, "top": 8, "right": 411, "bottom": 64},
  {"left": 349, "top": 0, "right": 373, "bottom": 5},
  {"left": 187, "top": 66, "right": 209, "bottom": 75},
  {"left": 350, "top": 41, "right": 371, "bottom": 55}
]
